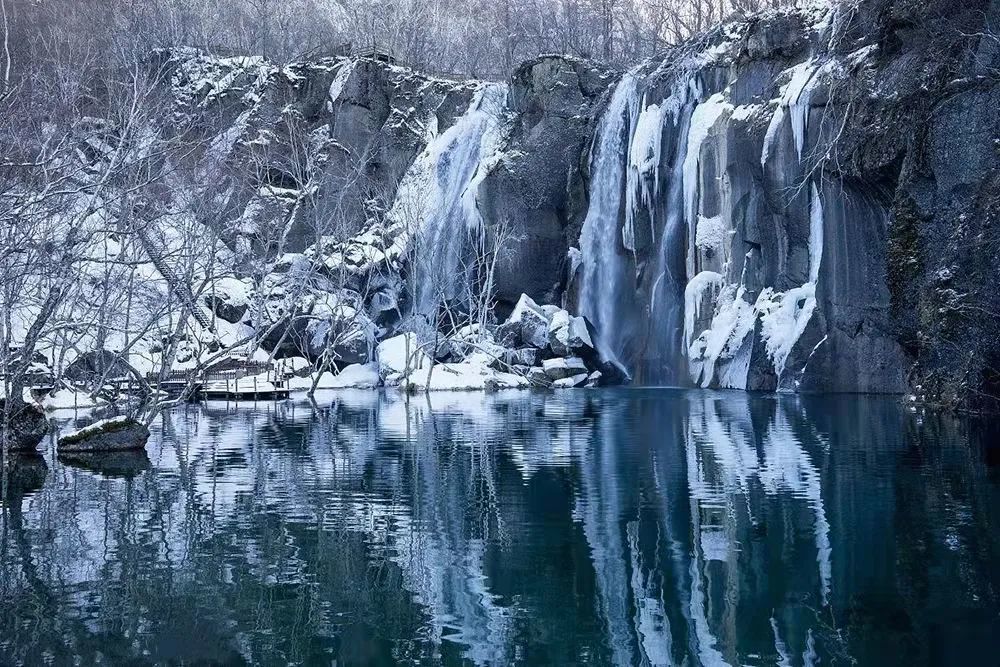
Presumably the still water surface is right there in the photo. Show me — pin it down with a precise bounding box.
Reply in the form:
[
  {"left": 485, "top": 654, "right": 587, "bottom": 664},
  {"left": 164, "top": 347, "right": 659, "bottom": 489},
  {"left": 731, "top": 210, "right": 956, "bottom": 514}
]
[{"left": 1, "top": 389, "right": 998, "bottom": 665}]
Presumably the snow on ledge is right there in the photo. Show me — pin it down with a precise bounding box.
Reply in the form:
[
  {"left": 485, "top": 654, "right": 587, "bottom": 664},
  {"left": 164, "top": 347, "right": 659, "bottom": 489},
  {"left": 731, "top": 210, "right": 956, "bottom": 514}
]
[{"left": 59, "top": 416, "right": 133, "bottom": 444}]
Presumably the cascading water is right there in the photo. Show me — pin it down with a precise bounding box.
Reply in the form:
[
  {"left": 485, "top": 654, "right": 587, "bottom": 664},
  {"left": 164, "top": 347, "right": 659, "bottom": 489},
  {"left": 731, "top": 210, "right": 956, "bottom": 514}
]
[
  {"left": 389, "top": 83, "right": 508, "bottom": 320},
  {"left": 578, "top": 68, "right": 702, "bottom": 385},
  {"left": 640, "top": 77, "right": 700, "bottom": 385},
  {"left": 577, "top": 72, "right": 640, "bottom": 372}
]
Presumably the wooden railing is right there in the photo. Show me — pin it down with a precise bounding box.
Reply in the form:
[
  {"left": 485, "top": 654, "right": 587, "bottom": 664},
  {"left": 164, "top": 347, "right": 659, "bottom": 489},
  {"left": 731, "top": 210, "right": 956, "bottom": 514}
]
[{"left": 145, "top": 360, "right": 280, "bottom": 384}]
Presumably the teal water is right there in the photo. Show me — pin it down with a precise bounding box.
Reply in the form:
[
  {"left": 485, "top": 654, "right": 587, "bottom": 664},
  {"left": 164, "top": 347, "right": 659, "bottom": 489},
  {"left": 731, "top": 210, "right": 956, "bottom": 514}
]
[{"left": 1, "top": 389, "right": 998, "bottom": 665}]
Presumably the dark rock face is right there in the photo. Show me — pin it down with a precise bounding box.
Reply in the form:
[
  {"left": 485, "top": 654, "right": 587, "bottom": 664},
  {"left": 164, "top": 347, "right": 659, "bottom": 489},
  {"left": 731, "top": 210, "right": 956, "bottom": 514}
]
[
  {"left": 481, "top": 56, "right": 615, "bottom": 308},
  {"left": 204, "top": 293, "right": 248, "bottom": 324},
  {"left": 0, "top": 400, "right": 49, "bottom": 452},
  {"left": 58, "top": 417, "right": 150, "bottom": 453},
  {"left": 833, "top": 0, "right": 1000, "bottom": 411}
]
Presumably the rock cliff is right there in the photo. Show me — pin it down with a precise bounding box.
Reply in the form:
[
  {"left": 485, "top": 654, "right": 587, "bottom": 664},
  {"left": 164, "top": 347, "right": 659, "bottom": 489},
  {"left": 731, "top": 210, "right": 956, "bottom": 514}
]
[{"left": 55, "top": 0, "right": 1000, "bottom": 408}]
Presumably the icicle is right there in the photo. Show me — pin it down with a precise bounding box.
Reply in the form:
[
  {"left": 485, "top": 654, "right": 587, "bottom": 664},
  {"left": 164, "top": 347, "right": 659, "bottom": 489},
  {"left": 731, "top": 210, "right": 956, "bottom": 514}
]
[
  {"left": 327, "top": 59, "right": 356, "bottom": 110},
  {"left": 624, "top": 100, "right": 665, "bottom": 251},
  {"left": 808, "top": 181, "right": 824, "bottom": 283},
  {"left": 761, "top": 59, "right": 819, "bottom": 166},
  {"left": 682, "top": 93, "right": 732, "bottom": 280}
]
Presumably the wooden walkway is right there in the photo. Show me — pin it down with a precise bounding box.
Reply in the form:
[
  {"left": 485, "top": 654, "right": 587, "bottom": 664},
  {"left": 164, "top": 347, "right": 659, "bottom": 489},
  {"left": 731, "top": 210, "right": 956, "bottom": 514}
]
[{"left": 148, "top": 360, "right": 291, "bottom": 401}]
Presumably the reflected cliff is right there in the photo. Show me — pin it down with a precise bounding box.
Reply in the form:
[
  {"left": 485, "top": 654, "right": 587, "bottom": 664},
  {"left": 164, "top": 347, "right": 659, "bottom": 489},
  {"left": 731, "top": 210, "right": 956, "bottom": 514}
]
[{"left": 1, "top": 390, "right": 998, "bottom": 665}]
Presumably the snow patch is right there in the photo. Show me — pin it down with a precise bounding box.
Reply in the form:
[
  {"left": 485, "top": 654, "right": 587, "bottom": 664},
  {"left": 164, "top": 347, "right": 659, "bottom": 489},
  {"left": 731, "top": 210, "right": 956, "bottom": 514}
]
[{"left": 695, "top": 215, "right": 726, "bottom": 254}]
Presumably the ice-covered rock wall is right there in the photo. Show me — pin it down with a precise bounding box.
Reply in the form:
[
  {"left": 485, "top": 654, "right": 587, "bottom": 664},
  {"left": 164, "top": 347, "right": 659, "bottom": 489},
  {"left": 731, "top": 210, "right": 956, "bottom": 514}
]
[
  {"left": 82, "top": 0, "right": 998, "bottom": 405},
  {"left": 570, "top": 4, "right": 911, "bottom": 393}
]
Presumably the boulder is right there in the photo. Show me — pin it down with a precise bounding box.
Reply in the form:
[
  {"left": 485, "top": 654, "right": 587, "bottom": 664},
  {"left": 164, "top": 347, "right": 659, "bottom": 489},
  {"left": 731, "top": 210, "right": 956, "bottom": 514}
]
[
  {"left": 548, "top": 309, "right": 594, "bottom": 356},
  {"left": 203, "top": 277, "right": 251, "bottom": 324},
  {"left": 0, "top": 400, "right": 49, "bottom": 452},
  {"left": 504, "top": 347, "right": 542, "bottom": 367},
  {"left": 500, "top": 294, "right": 551, "bottom": 349},
  {"left": 259, "top": 288, "right": 374, "bottom": 364},
  {"left": 596, "top": 360, "right": 630, "bottom": 387},
  {"left": 526, "top": 366, "right": 550, "bottom": 386},
  {"left": 448, "top": 324, "right": 493, "bottom": 358},
  {"left": 64, "top": 350, "right": 135, "bottom": 387},
  {"left": 304, "top": 313, "right": 373, "bottom": 365},
  {"left": 58, "top": 417, "right": 150, "bottom": 453},
  {"left": 376, "top": 333, "right": 430, "bottom": 381},
  {"left": 542, "top": 356, "right": 588, "bottom": 381}
]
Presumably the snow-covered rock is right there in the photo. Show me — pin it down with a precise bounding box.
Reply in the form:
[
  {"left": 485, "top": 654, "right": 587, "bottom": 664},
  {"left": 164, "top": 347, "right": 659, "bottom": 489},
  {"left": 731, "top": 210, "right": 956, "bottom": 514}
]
[
  {"left": 203, "top": 277, "right": 251, "bottom": 324},
  {"left": 526, "top": 366, "right": 550, "bottom": 386},
  {"left": 58, "top": 416, "right": 150, "bottom": 452},
  {"left": 542, "top": 356, "right": 588, "bottom": 380},
  {"left": 397, "top": 360, "right": 529, "bottom": 392},
  {"left": 287, "top": 363, "right": 381, "bottom": 390},
  {"left": 376, "top": 333, "right": 430, "bottom": 382},
  {"left": 552, "top": 373, "right": 589, "bottom": 389},
  {"left": 548, "top": 309, "right": 594, "bottom": 356},
  {"left": 258, "top": 287, "right": 375, "bottom": 364},
  {"left": 40, "top": 388, "right": 109, "bottom": 411},
  {"left": 501, "top": 294, "right": 551, "bottom": 349},
  {"left": 64, "top": 350, "right": 135, "bottom": 387},
  {"left": 504, "top": 347, "right": 542, "bottom": 367}
]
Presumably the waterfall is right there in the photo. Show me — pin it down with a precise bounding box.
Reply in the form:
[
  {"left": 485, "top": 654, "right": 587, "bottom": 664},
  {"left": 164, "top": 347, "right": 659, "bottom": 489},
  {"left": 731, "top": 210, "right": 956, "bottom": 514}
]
[
  {"left": 641, "top": 77, "right": 699, "bottom": 385},
  {"left": 388, "top": 83, "right": 508, "bottom": 319},
  {"left": 578, "top": 69, "right": 703, "bottom": 384},
  {"left": 578, "top": 72, "right": 639, "bottom": 371}
]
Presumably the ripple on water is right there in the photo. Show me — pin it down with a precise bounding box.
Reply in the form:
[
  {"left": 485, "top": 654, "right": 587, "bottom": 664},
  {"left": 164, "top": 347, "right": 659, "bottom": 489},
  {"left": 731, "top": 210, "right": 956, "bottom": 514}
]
[{"left": 1, "top": 391, "right": 998, "bottom": 666}]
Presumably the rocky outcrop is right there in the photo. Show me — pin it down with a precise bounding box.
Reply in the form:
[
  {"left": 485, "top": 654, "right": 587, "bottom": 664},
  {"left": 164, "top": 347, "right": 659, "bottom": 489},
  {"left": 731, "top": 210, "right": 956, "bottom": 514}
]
[
  {"left": 480, "top": 56, "right": 615, "bottom": 309},
  {"left": 0, "top": 400, "right": 49, "bottom": 452},
  {"left": 162, "top": 50, "right": 478, "bottom": 258},
  {"left": 58, "top": 417, "right": 150, "bottom": 452},
  {"left": 116, "top": 1, "right": 1000, "bottom": 409},
  {"left": 828, "top": 0, "right": 1000, "bottom": 411}
]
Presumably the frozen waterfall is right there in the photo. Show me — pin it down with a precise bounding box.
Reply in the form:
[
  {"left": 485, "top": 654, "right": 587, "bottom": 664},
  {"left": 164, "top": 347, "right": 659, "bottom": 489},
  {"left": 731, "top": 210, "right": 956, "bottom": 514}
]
[
  {"left": 577, "top": 69, "right": 703, "bottom": 384},
  {"left": 389, "top": 83, "right": 508, "bottom": 320},
  {"left": 577, "top": 72, "right": 640, "bottom": 371}
]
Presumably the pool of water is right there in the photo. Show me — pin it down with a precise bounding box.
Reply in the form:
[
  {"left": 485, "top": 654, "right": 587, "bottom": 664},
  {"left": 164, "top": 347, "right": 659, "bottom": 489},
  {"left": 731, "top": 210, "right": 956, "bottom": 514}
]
[{"left": 1, "top": 389, "right": 998, "bottom": 665}]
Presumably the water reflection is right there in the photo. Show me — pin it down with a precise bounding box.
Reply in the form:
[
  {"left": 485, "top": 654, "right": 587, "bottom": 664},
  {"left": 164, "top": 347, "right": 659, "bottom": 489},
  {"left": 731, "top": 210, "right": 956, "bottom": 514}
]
[{"left": 1, "top": 390, "right": 998, "bottom": 665}]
